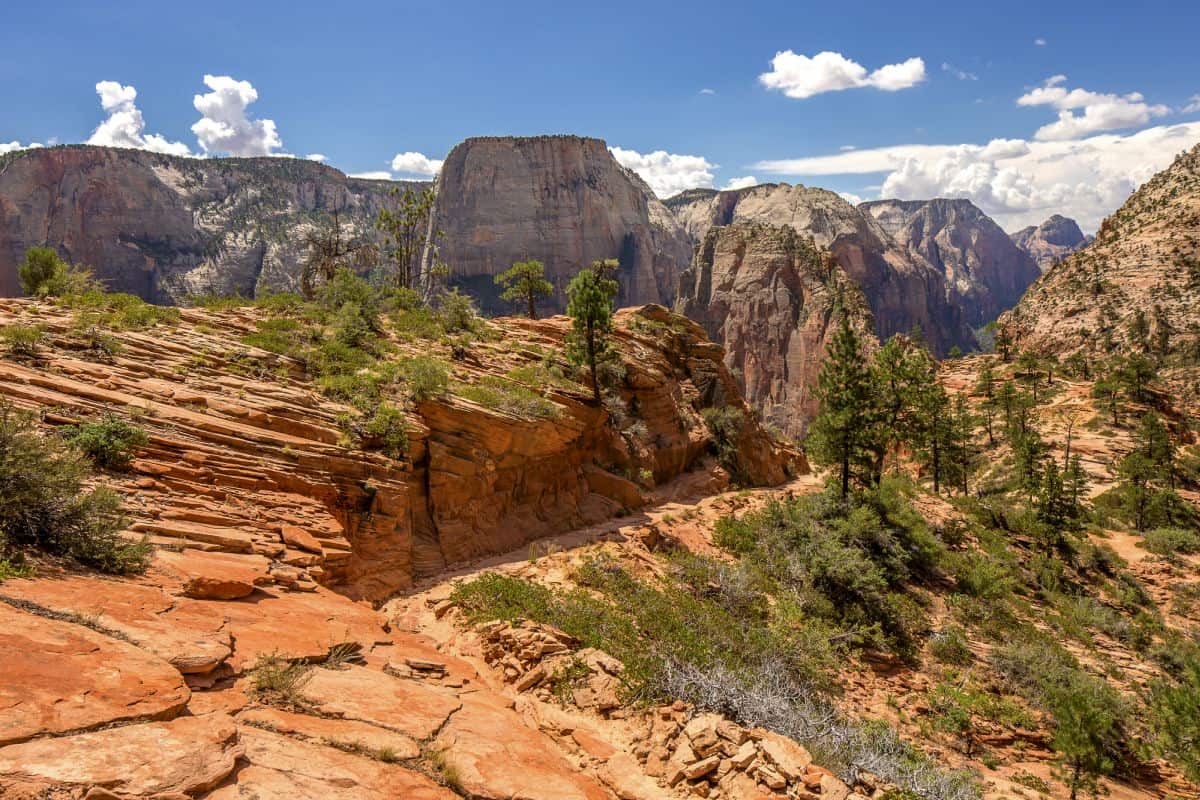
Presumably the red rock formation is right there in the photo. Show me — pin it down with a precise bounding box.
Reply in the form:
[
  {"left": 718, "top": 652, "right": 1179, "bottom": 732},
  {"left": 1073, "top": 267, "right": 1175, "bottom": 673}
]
[
  {"left": 666, "top": 183, "right": 976, "bottom": 356},
  {"left": 430, "top": 136, "right": 693, "bottom": 314},
  {"left": 1010, "top": 214, "right": 1092, "bottom": 272},
  {"left": 677, "top": 223, "right": 875, "bottom": 437},
  {"left": 862, "top": 198, "right": 1042, "bottom": 326}
]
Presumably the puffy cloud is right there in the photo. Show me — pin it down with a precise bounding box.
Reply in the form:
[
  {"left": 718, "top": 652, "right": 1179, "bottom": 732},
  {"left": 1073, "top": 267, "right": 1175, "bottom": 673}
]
[
  {"left": 191, "top": 75, "right": 282, "bottom": 156},
  {"left": 752, "top": 122, "right": 1200, "bottom": 231},
  {"left": 1018, "top": 76, "right": 1170, "bottom": 140},
  {"left": 0, "top": 141, "right": 43, "bottom": 154},
  {"left": 1183, "top": 95, "right": 1200, "bottom": 114},
  {"left": 305, "top": 153, "right": 327, "bottom": 162},
  {"left": 609, "top": 146, "right": 716, "bottom": 197},
  {"left": 390, "top": 151, "right": 443, "bottom": 177},
  {"left": 759, "top": 50, "right": 925, "bottom": 99},
  {"left": 838, "top": 191, "right": 865, "bottom": 205},
  {"left": 349, "top": 171, "right": 394, "bottom": 180},
  {"left": 941, "top": 62, "right": 978, "bottom": 81},
  {"left": 699, "top": 88, "right": 716, "bottom": 95},
  {"left": 722, "top": 175, "right": 758, "bottom": 190},
  {"left": 86, "top": 81, "right": 191, "bottom": 156},
  {"left": 1034, "top": 38, "right": 1047, "bottom": 46}
]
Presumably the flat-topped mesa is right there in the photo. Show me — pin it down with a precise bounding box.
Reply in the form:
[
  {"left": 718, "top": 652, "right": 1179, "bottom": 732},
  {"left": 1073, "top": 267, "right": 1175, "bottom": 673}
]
[
  {"left": 0, "top": 144, "right": 414, "bottom": 301},
  {"left": 1010, "top": 213, "right": 1093, "bottom": 272},
  {"left": 1003, "top": 142, "right": 1200, "bottom": 358},
  {"left": 861, "top": 198, "right": 1043, "bottom": 327},
  {"left": 428, "top": 135, "right": 693, "bottom": 315},
  {"left": 666, "top": 182, "right": 977, "bottom": 356},
  {"left": 677, "top": 222, "right": 875, "bottom": 437}
]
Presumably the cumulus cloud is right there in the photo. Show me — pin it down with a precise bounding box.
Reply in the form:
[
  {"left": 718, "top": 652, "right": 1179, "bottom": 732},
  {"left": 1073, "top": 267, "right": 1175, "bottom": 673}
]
[
  {"left": 305, "top": 153, "right": 327, "bottom": 162},
  {"left": 752, "top": 122, "right": 1200, "bottom": 231},
  {"left": 0, "top": 141, "right": 43, "bottom": 154},
  {"left": 941, "top": 62, "right": 978, "bottom": 81},
  {"left": 722, "top": 175, "right": 758, "bottom": 190},
  {"left": 759, "top": 50, "right": 926, "bottom": 99},
  {"left": 191, "top": 75, "right": 282, "bottom": 156},
  {"left": 838, "top": 191, "right": 865, "bottom": 205},
  {"left": 390, "top": 151, "right": 443, "bottom": 177},
  {"left": 349, "top": 171, "right": 394, "bottom": 181},
  {"left": 86, "top": 81, "right": 191, "bottom": 156},
  {"left": 609, "top": 146, "right": 716, "bottom": 197},
  {"left": 1018, "top": 76, "right": 1170, "bottom": 140}
]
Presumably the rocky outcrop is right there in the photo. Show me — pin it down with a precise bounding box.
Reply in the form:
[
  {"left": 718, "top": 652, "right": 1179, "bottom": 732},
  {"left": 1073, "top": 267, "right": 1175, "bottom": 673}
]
[
  {"left": 429, "top": 136, "right": 693, "bottom": 314},
  {"left": 861, "top": 198, "right": 1042, "bottom": 326},
  {"left": 1003, "top": 142, "right": 1200, "bottom": 358},
  {"left": 676, "top": 223, "right": 874, "bottom": 437},
  {"left": 0, "top": 145, "right": 414, "bottom": 300},
  {"left": 1010, "top": 214, "right": 1093, "bottom": 272},
  {"left": 665, "top": 183, "right": 976, "bottom": 356}
]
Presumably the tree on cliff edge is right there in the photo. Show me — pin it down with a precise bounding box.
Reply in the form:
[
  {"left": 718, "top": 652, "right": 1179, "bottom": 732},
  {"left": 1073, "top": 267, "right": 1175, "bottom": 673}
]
[
  {"left": 495, "top": 260, "right": 554, "bottom": 319},
  {"left": 806, "top": 316, "right": 881, "bottom": 498},
  {"left": 566, "top": 264, "right": 619, "bottom": 404}
]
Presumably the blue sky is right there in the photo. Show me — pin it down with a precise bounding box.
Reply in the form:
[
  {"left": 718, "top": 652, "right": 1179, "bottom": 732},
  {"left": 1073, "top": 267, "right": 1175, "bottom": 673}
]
[{"left": 3, "top": 0, "right": 1199, "bottom": 230}]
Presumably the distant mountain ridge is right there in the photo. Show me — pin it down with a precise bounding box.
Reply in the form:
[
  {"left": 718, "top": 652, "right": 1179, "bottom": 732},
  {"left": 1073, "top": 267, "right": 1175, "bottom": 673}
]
[{"left": 1009, "top": 214, "right": 1093, "bottom": 271}]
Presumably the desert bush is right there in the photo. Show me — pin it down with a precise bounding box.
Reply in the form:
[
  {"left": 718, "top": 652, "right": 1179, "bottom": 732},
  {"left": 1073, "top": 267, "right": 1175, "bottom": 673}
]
[
  {"left": 253, "top": 291, "right": 306, "bottom": 315},
  {"left": 0, "top": 402, "right": 149, "bottom": 573},
  {"left": 17, "top": 248, "right": 99, "bottom": 297},
  {"left": 61, "top": 291, "right": 180, "bottom": 330},
  {"left": 340, "top": 402, "right": 408, "bottom": 457},
  {"left": 437, "top": 288, "right": 480, "bottom": 334},
  {"left": 701, "top": 405, "right": 745, "bottom": 474},
  {"left": 1, "top": 324, "right": 45, "bottom": 358},
  {"left": 404, "top": 356, "right": 450, "bottom": 402},
  {"left": 249, "top": 651, "right": 313, "bottom": 707},
  {"left": 69, "top": 413, "right": 148, "bottom": 470},
  {"left": 1140, "top": 526, "right": 1200, "bottom": 557},
  {"left": 929, "top": 625, "right": 974, "bottom": 666},
  {"left": 456, "top": 376, "right": 561, "bottom": 419},
  {"left": 242, "top": 317, "right": 314, "bottom": 358}
]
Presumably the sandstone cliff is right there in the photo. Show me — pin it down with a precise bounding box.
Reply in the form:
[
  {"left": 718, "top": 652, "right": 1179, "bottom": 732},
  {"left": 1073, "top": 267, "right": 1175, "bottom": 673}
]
[
  {"left": 665, "top": 184, "right": 976, "bottom": 356},
  {"left": 1009, "top": 214, "right": 1093, "bottom": 272},
  {"left": 1003, "top": 142, "right": 1200, "bottom": 358},
  {"left": 429, "top": 136, "right": 693, "bottom": 314},
  {"left": 0, "top": 145, "right": 413, "bottom": 300},
  {"left": 677, "top": 223, "right": 874, "bottom": 437},
  {"left": 861, "top": 198, "right": 1042, "bottom": 326}
]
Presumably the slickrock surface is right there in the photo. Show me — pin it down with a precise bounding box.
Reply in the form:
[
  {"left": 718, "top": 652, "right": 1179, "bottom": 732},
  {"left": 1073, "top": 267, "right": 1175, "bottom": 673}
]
[
  {"left": 1009, "top": 214, "right": 1092, "bottom": 272},
  {"left": 861, "top": 198, "right": 1042, "bottom": 326},
  {"left": 0, "top": 296, "right": 801, "bottom": 799},
  {"left": 0, "top": 145, "right": 414, "bottom": 300},
  {"left": 676, "top": 223, "right": 875, "bottom": 436},
  {"left": 664, "top": 183, "right": 976, "bottom": 356},
  {"left": 1004, "top": 142, "right": 1200, "bottom": 356},
  {"left": 430, "top": 136, "right": 693, "bottom": 314}
]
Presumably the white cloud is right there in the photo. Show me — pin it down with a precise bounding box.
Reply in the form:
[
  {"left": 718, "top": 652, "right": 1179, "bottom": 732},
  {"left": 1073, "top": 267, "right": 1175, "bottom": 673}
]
[
  {"left": 759, "top": 50, "right": 925, "bottom": 99},
  {"left": 1034, "top": 38, "right": 1047, "bottom": 46},
  {"left": 752, "top": 122, "right": 1200, "bottom": 231},
  {"left": 349, "top": 171, "right": 394, "bottom": 180},
  {"left": 191, "top": 75, "right": 282, "bottom": 157},
  {"left": 390, "top": 151, "right": 443, "bottom": 177},
  {"left": 722, "top": 175, "right": 758, "bottom": 190},
  {"left": 609, "top": 146, "right": 716, "bottom": 197},
  {"left": 1183, "top": 95, "right": 1200, "bottom": 114},
  {"left": 941, "top": 62, "right": 978, "bottom": 81},
  {"left": 0, "top": 141, "right": 43, "bottom": 154},
  {"left": 1017, "top": 76, "right": 1170, "bottom": 140},
  {"left": 838, "top": 191, "right": 865, "bottom": 205},
  {"left": 840, "top": 145, "right": 857, "bottom": 151},
  {"left": 86, "top": 81, "right": 191, "bottom": 156},
  {"left": 305, "top": 153, "right": 327, "bottom": 162},
  {"left": 699, "top": 88, "right": 716, "bottom": 95}
]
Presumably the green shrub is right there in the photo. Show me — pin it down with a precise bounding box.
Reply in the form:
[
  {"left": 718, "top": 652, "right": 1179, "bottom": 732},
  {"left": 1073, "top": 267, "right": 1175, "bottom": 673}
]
[
  {"left": 437, "top": 288, "right": 480, "bottom": 334},
  {"left": 929, "top": 625, "right": 974, "bottom": 666},
  {"left": 456, "top": 376, "right": 561, "bottom": 419},
  {"left": 253, "top": 291, "right": 306, "bottom": 314},
  {"left": 340, "top": 403, "right": 409, "bottom": 458},
  {"left": 1, "top": 324, "right": 45, "bottom": 358},
  {"left": 184, "top": 292, "right": 249, "bottom": 310},
  {"left": 68, "top": 413, "right": 149, "bottom": 471},
  {"left": 242, "top": 317, "right": 313, "bottom": 358},
  {"left": 249, "top": 651, "right": 313, "bottom": 707},
  {"left": 0, "top": 403, "right": 149, "bottom": 573},
  {"left": 1141, "top": 527, "right": 1200, "bottom": 557},
  {"left": 17, "top": 248, "right": 100, "bottom": 297},
  {"left": 61, "top": 291, "right": 180, "bottom": 330},
  {"left": 404, "top": 356, "right": 450, "bottom": 402},
  {"left": 701, "top": 405, "right": 746, "bottom": 476}
]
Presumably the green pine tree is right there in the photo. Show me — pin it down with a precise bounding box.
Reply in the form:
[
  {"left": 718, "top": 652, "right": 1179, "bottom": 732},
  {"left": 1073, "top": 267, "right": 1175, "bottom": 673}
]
[
  {"left": 565, "top": 265, "right": 619, "bottom": 404},
  {"left": 495, "top": 260, "right": 554, "bottom": 319},
  {"left": 805, "top": 316, "right": 881, "bottom": 498}
]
